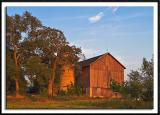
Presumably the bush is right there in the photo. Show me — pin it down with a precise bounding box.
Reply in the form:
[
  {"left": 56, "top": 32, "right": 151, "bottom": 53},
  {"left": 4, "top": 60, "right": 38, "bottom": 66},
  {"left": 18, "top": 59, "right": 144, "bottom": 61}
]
[
  {"left": 39, "top": 87, "right": 48, "bottom": 96},
  {"left": 58, "top": 90, "right": 66, "bottom": 96},
  {"left": 66, "top": 83, "right": 83, "bottom": 96},
  {"left": 57, "top": 83, "right": 83, "bottom": 96}
]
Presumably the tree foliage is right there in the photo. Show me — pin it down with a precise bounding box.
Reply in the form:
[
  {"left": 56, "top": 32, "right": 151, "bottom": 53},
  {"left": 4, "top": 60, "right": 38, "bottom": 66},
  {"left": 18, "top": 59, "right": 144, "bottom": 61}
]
[
  {"left": 24, "top": 56, "right": 51, "bottom": 86},
  {"left": 111, "top": 57, "right": 153, "bottom": 101},
  {"left": 6, "top": 11, "right": 83, "bottom": 97}
]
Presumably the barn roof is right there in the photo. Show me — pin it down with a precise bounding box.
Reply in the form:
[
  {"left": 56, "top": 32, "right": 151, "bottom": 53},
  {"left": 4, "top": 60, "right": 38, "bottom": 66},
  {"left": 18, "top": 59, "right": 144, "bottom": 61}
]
[
  {"left": 79, "top": 53, "right": 126, "bottom": 69},
  {"left": 79, "top": 54, "right": 103, "bottom": 67}
]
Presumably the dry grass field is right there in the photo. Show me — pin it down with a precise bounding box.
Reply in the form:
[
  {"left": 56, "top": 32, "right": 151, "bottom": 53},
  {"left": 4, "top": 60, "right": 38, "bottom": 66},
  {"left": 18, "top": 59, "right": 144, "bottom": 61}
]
[{"left": 6, "top": 95, "right": 153, "bottom": 109}]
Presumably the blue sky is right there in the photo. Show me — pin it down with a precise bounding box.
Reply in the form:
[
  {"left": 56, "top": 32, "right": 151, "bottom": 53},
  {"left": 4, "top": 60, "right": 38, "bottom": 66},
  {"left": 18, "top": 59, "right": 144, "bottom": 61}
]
[{"left": 7, "top": 6, "right": 154, "bottom": 80}]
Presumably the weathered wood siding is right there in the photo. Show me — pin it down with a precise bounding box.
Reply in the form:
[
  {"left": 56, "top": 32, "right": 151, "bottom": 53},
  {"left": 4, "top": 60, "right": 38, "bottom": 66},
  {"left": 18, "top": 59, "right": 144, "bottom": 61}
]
[
  {"left": 80, "top": 66, "right": 90, "bottom": 95},
  {"left": 90, "top": 55, "right": 107, "bottom": 88},
  {"left": 81, "top": 66, "right": 90, "bottom": 88},
  {"left": 89, "top": 54, "right": 124, "bottom": 97},
  {"left": 107, "top": 54, "right": 124, "bottom": 85},
  {"left": 92, "top": 88, "right": 113, "bottom": 97},
  {"left": 60, "top": 65, "right": 74, "bottom": 91}
]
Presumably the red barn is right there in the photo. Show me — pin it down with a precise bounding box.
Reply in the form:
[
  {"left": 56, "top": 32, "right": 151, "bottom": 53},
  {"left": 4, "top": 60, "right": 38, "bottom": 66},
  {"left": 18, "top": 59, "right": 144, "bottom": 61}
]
[{"left": 79, "top": 53, "right": 125, "bottom": 98}]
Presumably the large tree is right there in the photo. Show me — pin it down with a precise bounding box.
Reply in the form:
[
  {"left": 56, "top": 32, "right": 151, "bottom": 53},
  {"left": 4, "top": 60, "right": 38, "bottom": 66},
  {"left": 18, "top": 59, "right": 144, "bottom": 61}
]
[
  {"left": 7, "top": 11, "right": 82, "bottom": 97},
  {"left": 140, "top": 58, "right": 153, "bottom": 101},
  {"left": 127, "top": 70, "right": 143, "bottom": 100},
  {"left": 30, "top": 26, "right": 82, "bottom": 97},
  {"left": 129, "top": 57, "right": 153, "bottom": 101},
  {"left": 7, "top": 14, "right": 25, "bottom": 97},
  {"left": 6, "top": 11, "right": 42, "bottom": 97}
]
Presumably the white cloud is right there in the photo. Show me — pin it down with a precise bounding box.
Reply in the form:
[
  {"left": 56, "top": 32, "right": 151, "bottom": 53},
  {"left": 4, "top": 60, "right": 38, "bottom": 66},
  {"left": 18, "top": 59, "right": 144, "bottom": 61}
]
[
  {"left": 107, "top": 6, "right": 119, "bottom": 14},
  {"left": 88, "top": 12, "right": 104, "bottom": 23},
  {"left": 81, "top": 47, "right": 100, "bottom": 59},
  {"left": 69, "top": 42, "right": 75, "bottom": 46},
  {"left": 112, "top": 7, "right": 119, "bottom": 13}
]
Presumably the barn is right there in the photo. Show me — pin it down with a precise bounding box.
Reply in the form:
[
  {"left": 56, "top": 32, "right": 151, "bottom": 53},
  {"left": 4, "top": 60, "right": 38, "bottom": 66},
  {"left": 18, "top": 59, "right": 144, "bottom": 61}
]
[{"left": 78, "top": 53, "right": 126, "bottom": 98}]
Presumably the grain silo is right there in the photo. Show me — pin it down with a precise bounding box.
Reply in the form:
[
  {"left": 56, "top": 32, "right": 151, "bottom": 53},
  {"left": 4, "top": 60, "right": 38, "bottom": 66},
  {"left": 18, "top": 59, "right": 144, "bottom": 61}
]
[{"left": 59, "top": 64, "right": 74, "bottom": 91}]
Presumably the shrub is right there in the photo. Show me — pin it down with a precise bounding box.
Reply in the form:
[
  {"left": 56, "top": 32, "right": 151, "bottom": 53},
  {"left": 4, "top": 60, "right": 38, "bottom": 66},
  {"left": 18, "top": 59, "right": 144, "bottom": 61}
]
[
  {"left": 57, "top": 83, "right": 83, "bottom": 96},
  {"left": 57, "top": 90, "right": 66, "bottom": 96},
  {"left": 66, "top": 83, "right": 83, "bottom": 96}
]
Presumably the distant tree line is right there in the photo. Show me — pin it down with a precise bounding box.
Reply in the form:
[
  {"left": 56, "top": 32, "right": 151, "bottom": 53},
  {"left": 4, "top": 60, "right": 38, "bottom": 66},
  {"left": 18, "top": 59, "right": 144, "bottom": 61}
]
[
  {"left": 6, "top": 11, "right": 83, "bottom": 97},
  {"left": 111, "top": 57, "right": 153, "bottom": 101}
]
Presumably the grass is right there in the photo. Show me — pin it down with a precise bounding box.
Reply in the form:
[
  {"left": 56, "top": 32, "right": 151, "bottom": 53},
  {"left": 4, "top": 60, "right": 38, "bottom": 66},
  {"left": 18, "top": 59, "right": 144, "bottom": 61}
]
[{"left": 6, "top": 95, "right": 153, "bottom": 109}]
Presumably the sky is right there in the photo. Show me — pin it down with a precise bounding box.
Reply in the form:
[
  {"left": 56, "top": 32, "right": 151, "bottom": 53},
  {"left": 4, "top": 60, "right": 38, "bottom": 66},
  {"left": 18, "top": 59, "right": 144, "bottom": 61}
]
[{"left": 7, "top": 6, "right": 154, "bottom": 80}]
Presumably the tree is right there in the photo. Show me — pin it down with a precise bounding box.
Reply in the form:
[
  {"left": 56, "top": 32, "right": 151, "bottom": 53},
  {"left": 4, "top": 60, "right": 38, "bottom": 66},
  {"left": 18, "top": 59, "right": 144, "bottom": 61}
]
[
  {"left": 127, "top": 70, "right": 143, "bottom": 100},
  {"left": 141, "top": 58, "right": 153, "bottom": 101},
  {"left": 110, "top": 57, "right": 153, "bottom": 101},
  {"left": 7, "top": 11, "right": 82, "bottom": 98},
  {"left": 28, "top": 26, "right": 82, "bottom": 97},
  {"left": 110, "top": 80, "right": 130, "bottom": 98},
  {"left": 6, "top": 12, "right": 42, "bottom": 97},
  {"left": 7, "top": 14, "right": 24, "bottom": 97},
  {"left": 28, "top": 27, "right": 66, "bottom": 97},
  {"left": 110, "top": 80, "right": 121, "bottom": 92},
  {"left": 6, "top": 49, "right": 16, "bottom": 95},
  {"left": 24, "top": 56, "right": 51, "bottom": 94},
  {"left": 18, "top": 11, "right": 42, "bottom": 65}
]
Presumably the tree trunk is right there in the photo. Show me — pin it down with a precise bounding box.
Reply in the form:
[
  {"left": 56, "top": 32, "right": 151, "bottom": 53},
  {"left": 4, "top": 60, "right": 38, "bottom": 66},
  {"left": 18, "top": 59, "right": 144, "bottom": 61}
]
[
  {"left": 51, "top": 64, "right": 56, "bottom": 96},
  {"left": 48, "top": 59, "right": 57, "bottom": 97},
  {"left": 15, "top": 79, "right": 20, "bottom": 97},
  {"left": 48, "top": 79, "right": 53, "bottom": 97},
  {"left": 13, "top": 46, "right": 20, "bottom": 97},
  {"left": 13, "top": 46, "right": 18, "bottom": 67}
]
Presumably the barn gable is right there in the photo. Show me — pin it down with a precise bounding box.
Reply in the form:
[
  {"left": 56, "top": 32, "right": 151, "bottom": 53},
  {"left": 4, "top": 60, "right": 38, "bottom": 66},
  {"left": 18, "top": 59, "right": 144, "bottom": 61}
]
[
  {"left": 79, "top": 52, "right": 125, "bottom": 98},
  {"left": 79, "top": 53, "right": 125, "bottom": 69}
]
